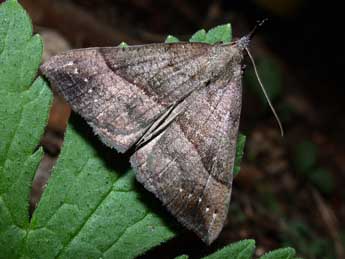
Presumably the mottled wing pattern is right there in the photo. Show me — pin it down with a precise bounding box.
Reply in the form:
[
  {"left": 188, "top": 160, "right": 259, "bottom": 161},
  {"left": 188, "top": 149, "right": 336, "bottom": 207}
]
[
  {"left": 41, "top": 40, "right": 246, "bottom": 244},
  {"left": 130, "top": 63, "right": 243, "bottom": 244},
  {"left": 40, "top": 43, "right": 211, "bottom": 152}
]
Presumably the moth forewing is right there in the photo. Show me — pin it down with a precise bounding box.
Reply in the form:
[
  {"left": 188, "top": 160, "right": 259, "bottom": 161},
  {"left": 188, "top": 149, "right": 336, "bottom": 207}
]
[{"left": 40, "top": 39, "right": 246, "bottom": 244}]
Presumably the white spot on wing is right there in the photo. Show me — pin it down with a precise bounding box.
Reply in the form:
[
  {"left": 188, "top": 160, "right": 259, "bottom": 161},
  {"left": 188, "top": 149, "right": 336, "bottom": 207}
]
[
  {"left": 61, "top": 61, "right": 74, "bottom": 68},
  {"left": 208, "top": 212, "right": 217, "bottom": 234}
]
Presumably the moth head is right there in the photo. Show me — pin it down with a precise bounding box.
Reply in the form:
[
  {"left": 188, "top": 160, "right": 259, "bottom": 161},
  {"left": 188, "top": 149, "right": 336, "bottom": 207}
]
[{"left": 236, "top": 35, "right": 251, "bottom": 50}]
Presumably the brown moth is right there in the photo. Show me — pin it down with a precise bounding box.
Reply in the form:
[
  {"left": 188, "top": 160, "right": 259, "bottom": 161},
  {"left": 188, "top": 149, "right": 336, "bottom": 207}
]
[{"left": 40, "top": 35, "right": 251, "bottom": 244}]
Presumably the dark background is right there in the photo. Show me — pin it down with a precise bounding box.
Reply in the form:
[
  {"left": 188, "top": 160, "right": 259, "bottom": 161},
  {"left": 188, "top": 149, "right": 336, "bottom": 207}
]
[{"left": 17, "top": 0, "right": 345, "bottom": 258}]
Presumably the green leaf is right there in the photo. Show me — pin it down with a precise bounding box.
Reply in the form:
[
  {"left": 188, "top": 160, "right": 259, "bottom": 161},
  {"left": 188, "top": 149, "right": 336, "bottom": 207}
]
[
  {"left": 0, "top": 0, "right": 52, "bottom": 257},
  {"left": 205, "top": 23, "right": 232, "bottom": 44},
  {"left": 189, "top": 29, "right": 207, "bottom": 42},
  {"left": 165, "top": 35, "right": 180, "bottom": 43},
  {"left": 26, "top": 126, "right": 175, "bottom": 259},
  {"left": 203, "top": 239, "right": 255, "bottom": 259},
  {"left": 233, "top": 134, "right": 246, "bottom": 176},
  {"left": 292, "top": 140, "right": 317, "bottom": 173},
  {"left": 169, "top": 23, "right": 231, "bottom": 45},
  {"left": 1, "top": 1, "right": 175, "bottom": 258},
  {"left": 176, "top": 241, "right": 298, "bottom": 259},
  {"left": 118, "top": 41, "right": 129, "bottom": 48},
  {"left": 0, "top": 0, "right": 42, "bottom": 93},
  {"left": 259, "top": 247, "right": 296, "bottom": 259}
]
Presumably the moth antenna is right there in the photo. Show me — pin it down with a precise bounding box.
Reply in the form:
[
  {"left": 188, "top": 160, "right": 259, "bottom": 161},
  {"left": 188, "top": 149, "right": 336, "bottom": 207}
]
[
  {"left": 245, "top": 47, "right": 284, "bottom": 136},
  {"left": 236, "top": 19, "right": 268, "bottom": 49},
  {"left": 247, "top": 18, "right": 268, "bottom": 40}
]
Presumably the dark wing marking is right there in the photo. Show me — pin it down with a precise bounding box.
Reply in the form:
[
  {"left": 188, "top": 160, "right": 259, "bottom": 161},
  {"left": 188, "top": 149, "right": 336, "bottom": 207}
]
[{"left": 130, "top": 64, "right": 243, "bottom": 244}]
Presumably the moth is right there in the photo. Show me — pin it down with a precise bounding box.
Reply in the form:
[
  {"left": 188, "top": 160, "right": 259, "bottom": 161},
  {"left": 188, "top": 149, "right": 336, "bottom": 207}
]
[{"left": 40, "top": 29, "right": 279, "bottom": 244}]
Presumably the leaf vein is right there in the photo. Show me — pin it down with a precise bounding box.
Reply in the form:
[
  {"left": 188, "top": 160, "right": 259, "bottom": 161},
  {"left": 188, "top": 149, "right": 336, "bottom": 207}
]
[
  {"left": 0, "top": 88, "right": 46, "bottom": 171},
  {"left": 102, "top": 212, "right": 150, "bottom": 255},
  {"left": 55, "top": 175, "right": 121, "bottom": 258}
]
